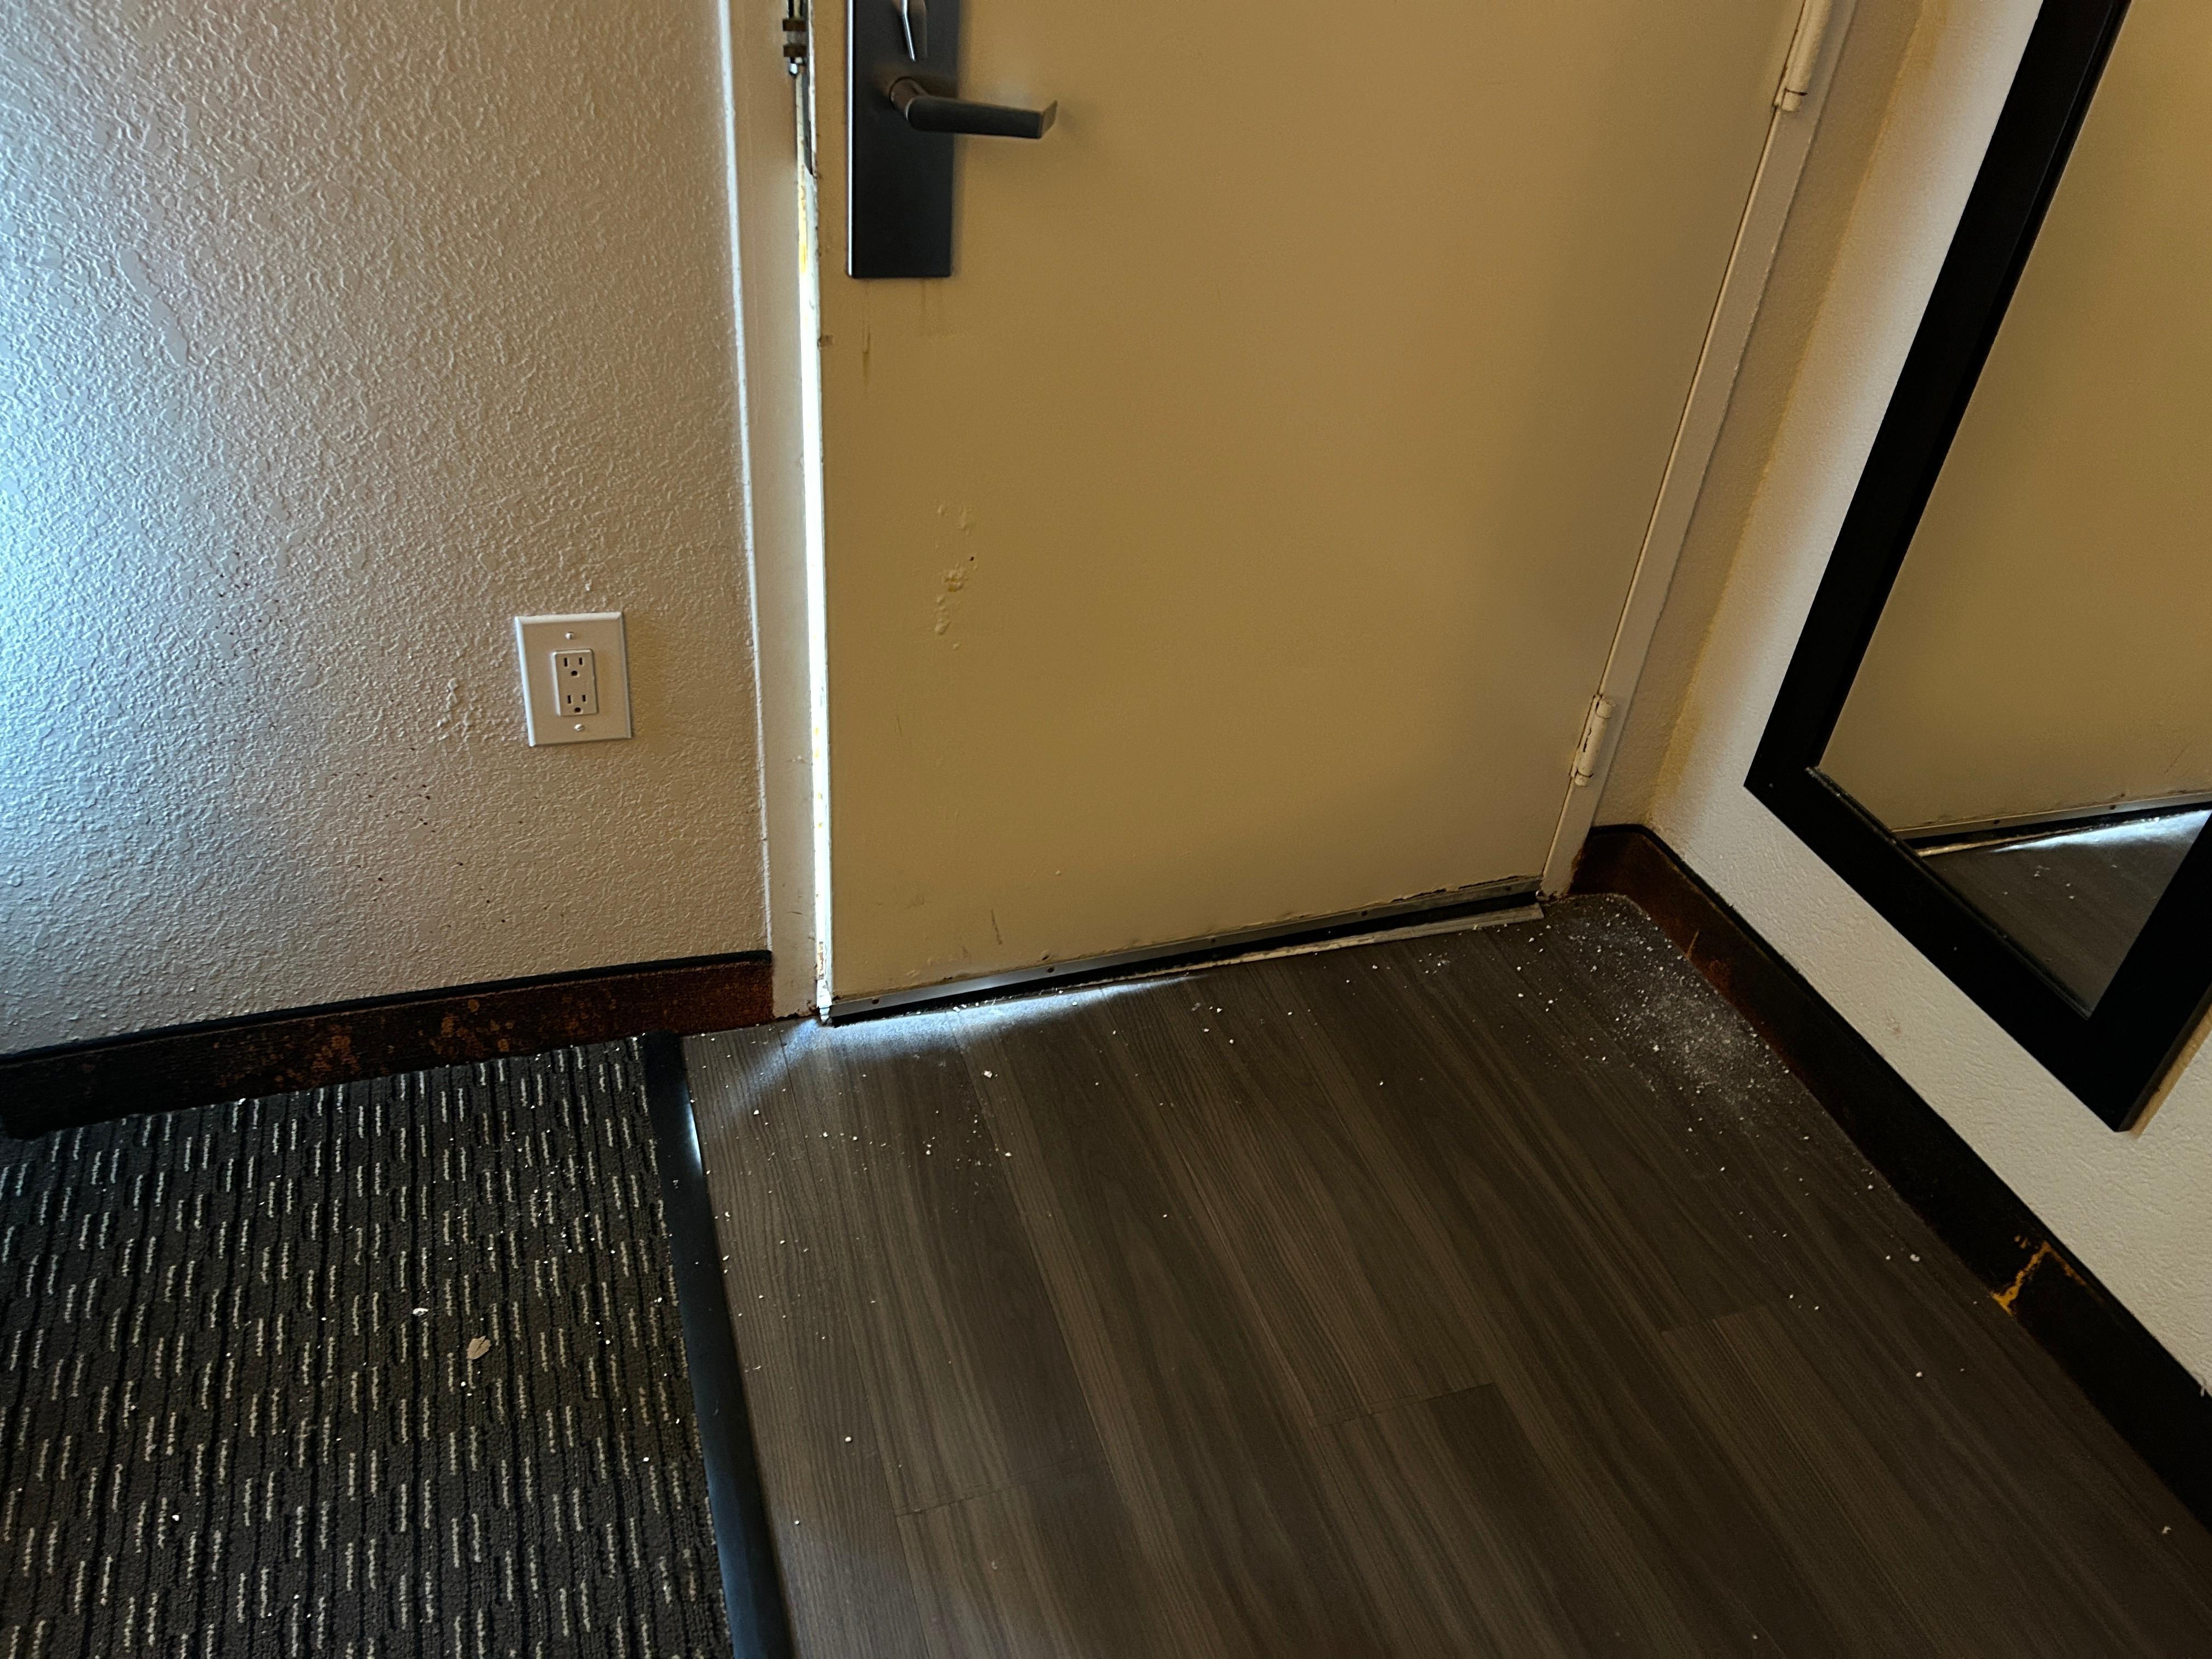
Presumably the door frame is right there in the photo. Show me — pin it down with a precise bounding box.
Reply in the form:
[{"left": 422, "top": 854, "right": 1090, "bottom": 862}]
[
  {"left": 1539, "top": 0, "right": 1862, "bottom": 891},
  {"left": 723, "top": 0, "right": 831, "bottom": 1015}
]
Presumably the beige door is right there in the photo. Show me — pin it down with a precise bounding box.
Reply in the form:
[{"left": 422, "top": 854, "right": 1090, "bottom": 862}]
[{"left": 818, "top": 1, "right": 1805, "bottom": 1001}]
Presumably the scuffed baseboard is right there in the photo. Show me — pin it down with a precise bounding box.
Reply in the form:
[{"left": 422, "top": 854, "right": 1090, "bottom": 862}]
[{"left": 2, "top": 953, "right": 776, "bottom": 1137}]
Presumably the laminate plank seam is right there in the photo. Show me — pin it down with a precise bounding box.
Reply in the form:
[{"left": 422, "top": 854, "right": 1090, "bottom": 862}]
[{"left": 885, "top": 1454, "right": 1108, "bottom": 1521}]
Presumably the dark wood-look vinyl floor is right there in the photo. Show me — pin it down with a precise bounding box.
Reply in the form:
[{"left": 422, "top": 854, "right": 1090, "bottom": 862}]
[
  {"left": 1920, "top": 809, "right": 2209, "bottom": 1007},
  {"left": 686, "top": 896, "right": 2212, "bottom": 1657}
]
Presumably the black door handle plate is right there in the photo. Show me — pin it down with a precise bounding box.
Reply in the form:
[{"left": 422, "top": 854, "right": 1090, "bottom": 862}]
[{"left": 848, "top": 0, "right": 1054, "bottom": 277}]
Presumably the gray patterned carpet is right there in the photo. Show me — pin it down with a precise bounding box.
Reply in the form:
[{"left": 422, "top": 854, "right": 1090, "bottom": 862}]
[{"left": 0, "top": 1040, "right": 732, "bottom": 1658}]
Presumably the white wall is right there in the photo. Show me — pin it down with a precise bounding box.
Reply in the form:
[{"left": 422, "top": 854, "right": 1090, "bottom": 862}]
[
  {"left": 1, "top": 1, "right": 767, "bottom": 1052},
  {"left": 1632, "top": 0, "right": 2212, "bottom": 1385}
]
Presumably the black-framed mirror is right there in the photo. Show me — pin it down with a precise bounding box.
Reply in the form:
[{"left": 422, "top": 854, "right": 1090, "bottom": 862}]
[{"left": 1748, "top": 0, "right": 2212, "bottom": 1131}]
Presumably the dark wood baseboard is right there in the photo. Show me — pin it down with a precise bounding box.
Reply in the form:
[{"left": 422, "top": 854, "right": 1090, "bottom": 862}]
[
  {"left": 2, "top": 953, "right": 776, "bottom": 1139},
  {"left": 1574, "top": 824, "right": 2212, "bottom": 1529}
]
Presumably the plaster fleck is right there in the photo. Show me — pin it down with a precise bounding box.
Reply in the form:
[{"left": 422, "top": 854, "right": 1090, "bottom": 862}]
[
  {"left": 1, "top": 1, "right": 766, "bottom": 1051},
  {"left": 1643, "top": 0, "right": 2212, "bottom": 1384}
]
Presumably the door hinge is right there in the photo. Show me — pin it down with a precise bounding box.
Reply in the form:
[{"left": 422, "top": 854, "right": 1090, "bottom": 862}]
[
  {"left": 1571, "top": 694, "right": 1616, "bottom": 788},
  {"left": 782, "top": 0, "right": 809, "bottom": 73},
  {"left": 1774, "top": 0, "right": 1834, "bottom": 112}
]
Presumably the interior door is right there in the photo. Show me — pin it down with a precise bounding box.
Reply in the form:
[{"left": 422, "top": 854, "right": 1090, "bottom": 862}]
[{"left": 817, "top": 0, "right": 1805, "bottom": 1001}]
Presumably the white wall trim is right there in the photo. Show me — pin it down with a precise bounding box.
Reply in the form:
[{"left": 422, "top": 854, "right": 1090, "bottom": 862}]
[
  {"left": 1539, "top": 0, "right": 1860, "bottom": 895},
  {"left": 723, "top": 0, "right": 827, "bottom": 1016}
]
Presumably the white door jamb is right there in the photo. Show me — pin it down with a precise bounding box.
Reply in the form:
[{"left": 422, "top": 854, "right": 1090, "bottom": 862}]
[
  {"left": 1539, "top": 0, "right": 1858, "bottom": 894},
  {"left": 721, "top": 0, "right": 831, "bottom": 1014}
]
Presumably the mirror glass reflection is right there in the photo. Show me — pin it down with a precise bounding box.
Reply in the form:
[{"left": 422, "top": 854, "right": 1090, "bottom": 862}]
[{"left": 1818, "top": 0, "right": 2212, "bottom": 1010}]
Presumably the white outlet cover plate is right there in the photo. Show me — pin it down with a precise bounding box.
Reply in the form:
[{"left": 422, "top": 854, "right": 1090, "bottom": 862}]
[{"left": 515, "top": 612, "right": 633, "bottom": 745}]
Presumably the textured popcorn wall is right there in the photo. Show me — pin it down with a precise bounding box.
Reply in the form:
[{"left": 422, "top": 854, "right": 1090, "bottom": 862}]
[{"left": 0, "top": 1, "right": 766, "bottom": 1052}]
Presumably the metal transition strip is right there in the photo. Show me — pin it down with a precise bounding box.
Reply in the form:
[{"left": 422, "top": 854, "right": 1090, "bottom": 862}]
[
  {"left": 637, "top": 1033, "right": 798, "bottom": 1659},
  {"left": 825, "top": 876, "right": 1543, "bottom": 1024}
]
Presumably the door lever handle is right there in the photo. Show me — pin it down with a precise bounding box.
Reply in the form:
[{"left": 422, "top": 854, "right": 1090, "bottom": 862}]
[
  {"left": 851, "top": 0, "right": 1054, "bottom": 276},
  {"left": 887, "top": 75, "right": 1057, "bottom": 139}
]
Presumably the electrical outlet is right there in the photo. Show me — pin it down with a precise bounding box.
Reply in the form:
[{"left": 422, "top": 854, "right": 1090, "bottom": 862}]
[
  {"left": 554, "top": 650, "right": 599, "bottom": 716},
  {"left": 515, "top": 612, "right": 631, "bottom": 745}
]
